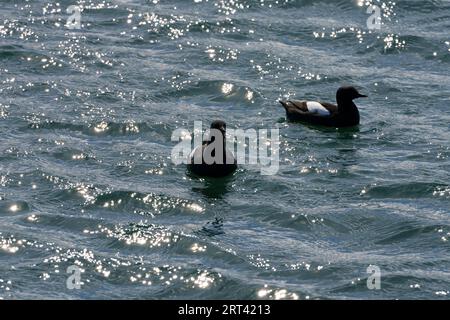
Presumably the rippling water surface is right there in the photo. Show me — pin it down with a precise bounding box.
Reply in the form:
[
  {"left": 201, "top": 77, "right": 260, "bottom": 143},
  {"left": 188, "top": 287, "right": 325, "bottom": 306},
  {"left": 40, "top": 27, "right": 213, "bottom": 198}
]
[{"left": 1, "top": 0, "right": 450, "bottom": 299}]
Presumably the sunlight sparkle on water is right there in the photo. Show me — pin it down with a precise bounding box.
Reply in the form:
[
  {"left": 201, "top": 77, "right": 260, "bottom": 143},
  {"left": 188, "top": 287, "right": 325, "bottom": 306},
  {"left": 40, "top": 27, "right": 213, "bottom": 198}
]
[{"left": 221, "top": 83, "right": 234, "bottom": 95}]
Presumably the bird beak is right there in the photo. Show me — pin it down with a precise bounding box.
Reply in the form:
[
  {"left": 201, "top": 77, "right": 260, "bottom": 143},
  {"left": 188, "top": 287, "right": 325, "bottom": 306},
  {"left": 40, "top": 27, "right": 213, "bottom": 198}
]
[{"left": 357, "top": 93, "right": 368, "bottom": 98}]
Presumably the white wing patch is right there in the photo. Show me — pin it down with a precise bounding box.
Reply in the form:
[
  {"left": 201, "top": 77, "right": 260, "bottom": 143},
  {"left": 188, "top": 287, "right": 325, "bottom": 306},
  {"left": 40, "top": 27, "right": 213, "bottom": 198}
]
[{"left": 306, "top": 101, "right": 330, "bottom": 116}]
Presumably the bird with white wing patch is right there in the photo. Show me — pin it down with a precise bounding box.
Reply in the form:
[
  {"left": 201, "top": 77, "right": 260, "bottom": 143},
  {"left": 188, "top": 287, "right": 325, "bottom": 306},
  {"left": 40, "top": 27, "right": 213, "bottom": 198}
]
[{"left": 279, "top": 86, "right": 367, "bottom": 128}]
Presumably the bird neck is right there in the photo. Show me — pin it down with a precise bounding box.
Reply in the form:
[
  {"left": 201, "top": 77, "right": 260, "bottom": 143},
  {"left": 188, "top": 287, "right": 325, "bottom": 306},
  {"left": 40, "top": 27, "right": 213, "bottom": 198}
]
[
  {"left": 209, "top": 135, "right": 226, "bottom": 145},
  {"left": 207, "top": 137, "right": 227, "bottom": 162},
  {"left": 337, "top": 99, "right": 358, "bottom": 114}
]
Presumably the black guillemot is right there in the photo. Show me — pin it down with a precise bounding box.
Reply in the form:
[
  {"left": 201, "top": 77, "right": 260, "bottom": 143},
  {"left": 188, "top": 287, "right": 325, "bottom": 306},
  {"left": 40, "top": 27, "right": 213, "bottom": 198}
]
[
  {"left": 279, "top": 86, "right": 367, "bottom": 127},
  {"left": 188, "top": 120, "right": 237, "bottom": 177}
]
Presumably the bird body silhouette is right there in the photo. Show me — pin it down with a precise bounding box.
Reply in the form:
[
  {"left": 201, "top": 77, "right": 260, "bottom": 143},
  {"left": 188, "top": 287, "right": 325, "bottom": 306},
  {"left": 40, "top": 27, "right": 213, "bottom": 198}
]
[
  {"left": 279, "top": 86, "right": 367, "bottom": 127},
  {"left": 188, "top": 120, "right": 237, "bottom": 177}
]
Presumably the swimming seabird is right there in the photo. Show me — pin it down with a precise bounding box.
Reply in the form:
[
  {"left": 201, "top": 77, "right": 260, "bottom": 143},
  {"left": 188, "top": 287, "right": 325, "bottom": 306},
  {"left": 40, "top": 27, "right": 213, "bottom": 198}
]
[
  {"left": 188, "top": 120, "right": 237, "bottom": 177},
  {"left": 279, "top": 86, "right": 367, "bottom": 127}
]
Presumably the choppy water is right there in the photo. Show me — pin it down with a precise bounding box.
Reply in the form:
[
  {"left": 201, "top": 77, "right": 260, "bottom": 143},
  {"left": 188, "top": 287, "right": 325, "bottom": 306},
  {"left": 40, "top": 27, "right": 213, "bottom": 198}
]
[{"left": 1, "top": 0, "right": 450, "bottom": 300}]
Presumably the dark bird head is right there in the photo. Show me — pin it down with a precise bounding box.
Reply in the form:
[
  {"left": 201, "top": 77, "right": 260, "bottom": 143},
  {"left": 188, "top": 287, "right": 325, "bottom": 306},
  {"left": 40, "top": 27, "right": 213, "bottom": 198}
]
[
  {"left": 210, "top": 120, "right": 227, "bottom": 136},
  {"left": 206, "top": 120, "right": 227, "bottom": 144},
  {"left": 336, "top": 86, "right": 367, "bottom": 103}
]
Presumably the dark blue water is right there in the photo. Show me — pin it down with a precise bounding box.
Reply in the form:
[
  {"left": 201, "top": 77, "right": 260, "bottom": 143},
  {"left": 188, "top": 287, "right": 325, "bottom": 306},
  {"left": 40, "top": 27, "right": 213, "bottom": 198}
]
[{"left": 1, "top": 0, "right": 449, "bottom": 299}]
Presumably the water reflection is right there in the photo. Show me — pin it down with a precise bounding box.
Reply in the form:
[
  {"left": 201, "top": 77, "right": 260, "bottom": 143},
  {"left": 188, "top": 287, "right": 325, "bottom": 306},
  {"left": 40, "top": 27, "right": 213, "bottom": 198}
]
[
  {"left": 190, "top": 174, "right": 234, "bottom": 199},
  {"left": 336, "top": 126, "right": 361, "bottom": 139},
  {"left": 197, "top": 217, "right": 225, "bottom": 237}
]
